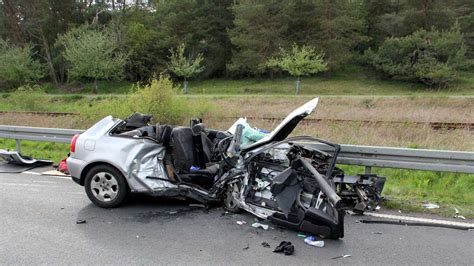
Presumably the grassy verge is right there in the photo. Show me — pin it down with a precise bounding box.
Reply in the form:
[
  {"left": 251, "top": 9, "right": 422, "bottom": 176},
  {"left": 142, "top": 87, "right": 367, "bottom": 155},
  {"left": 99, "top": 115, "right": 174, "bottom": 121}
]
[
  {"left": 0, "top": 139, "right": 69, "bottom": 163},
  {"left": 341, "top": 166, "right": 474, "bottom": 218},
  {"left": 5, "top": 68, "right": 473, "bottom": 96}
]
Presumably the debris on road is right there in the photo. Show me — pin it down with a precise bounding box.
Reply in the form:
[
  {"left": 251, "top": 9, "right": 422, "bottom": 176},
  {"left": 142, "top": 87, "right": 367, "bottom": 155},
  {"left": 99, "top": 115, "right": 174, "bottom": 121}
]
[
  {"left": 252, "top": 222, "right": 269, "bottom": 230},
  {"left": 0, "top": 150, "right": 53, "bottom": 173},
  {"left": 453, "top": 207, "right": 466, "bottom": 220},
  {"left": 236, "top": 220, "right": 247, "bottom": 225},
  {"left": 273, "top": 241, "right": 294, "bottom": 256},
  {"left": 261, "top": 242, "right": 271, "bottom": 248},
  {"left": 76, "top": 219, "right": 86, "bottom": 224},
  {"left": 189, "top": 203, "right": 206, "bottom": 208},
  {"left": 372, "top": 231, "right": 383, "bottom": 234},
  {"left": 297, "top": 233, "right": 307, "bottom": 238},
  {"left": 57, "top": 157, "right": 69, "bottom": 174},
  {"left": 168, "top": 211, "right": 178, "bottom": 215},
  {"left": 332, "top": 254, "right": 351, "bottom": 259},
  {"left": 304, "top": 236, "right": 325, "bottom": 248},
  {"left": 243, "top": 243, "right": 249, "bottom": 250},
  {"left": 422, "top": 203, "right": 440, "bottom": 209},
  {"left": 0, "top": 149, "right": 53, "bottom": 166}
]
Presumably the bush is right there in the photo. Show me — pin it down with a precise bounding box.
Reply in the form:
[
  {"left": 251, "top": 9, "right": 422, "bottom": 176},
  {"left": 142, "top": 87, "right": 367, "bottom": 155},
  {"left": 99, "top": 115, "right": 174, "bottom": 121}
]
[
  {"left": 80, "top": 75, "right": 213, "bottom": 126},
  {"left": 0, "top": 40, "right": 44, "bottom": 89},
  {"left": 8, "top": 85, "right": 49, "bottom": 111},
  {"left": 365, "top": 24, "right": 470, "bottom": 87}
]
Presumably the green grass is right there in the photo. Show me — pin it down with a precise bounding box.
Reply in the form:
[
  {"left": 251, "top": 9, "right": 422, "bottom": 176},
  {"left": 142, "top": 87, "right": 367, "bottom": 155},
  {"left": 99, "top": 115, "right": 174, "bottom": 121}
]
[
  {"left": 0, "top": 139, "right": 69, "bottom": 163},
  {"left": 187, "top": 69, "right": 474, "bottom": 96},
  {"left": 341, "top": 165, "right": 474, "bottom": 218},
  {"left": 4, "top": 67, "right": 472, "bottom": 96}
]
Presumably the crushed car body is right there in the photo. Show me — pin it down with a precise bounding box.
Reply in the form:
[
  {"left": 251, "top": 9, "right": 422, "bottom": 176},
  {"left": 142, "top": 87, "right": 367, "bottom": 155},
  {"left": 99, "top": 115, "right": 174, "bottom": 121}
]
[{"left": 67, "top": 98, "right": 385, "bottom": 239}]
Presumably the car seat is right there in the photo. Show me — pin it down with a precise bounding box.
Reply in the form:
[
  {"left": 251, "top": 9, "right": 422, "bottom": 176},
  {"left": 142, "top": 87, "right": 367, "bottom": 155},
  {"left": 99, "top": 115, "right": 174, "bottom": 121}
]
[{"left": 170, "top": 126, "right": 218, "bottom": 188}]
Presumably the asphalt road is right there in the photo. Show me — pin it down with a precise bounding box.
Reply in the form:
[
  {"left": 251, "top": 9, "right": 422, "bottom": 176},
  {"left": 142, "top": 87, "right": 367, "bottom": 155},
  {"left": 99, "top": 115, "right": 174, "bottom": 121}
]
[{"left": 1, "top": 168, "right": 473, "bottom": 265}]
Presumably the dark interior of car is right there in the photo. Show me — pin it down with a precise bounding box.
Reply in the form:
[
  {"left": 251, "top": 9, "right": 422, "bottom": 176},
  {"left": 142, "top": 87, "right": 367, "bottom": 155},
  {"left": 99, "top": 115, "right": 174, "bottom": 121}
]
[{"left": 112, "top": 113, "right": 230, "bottom": 188}]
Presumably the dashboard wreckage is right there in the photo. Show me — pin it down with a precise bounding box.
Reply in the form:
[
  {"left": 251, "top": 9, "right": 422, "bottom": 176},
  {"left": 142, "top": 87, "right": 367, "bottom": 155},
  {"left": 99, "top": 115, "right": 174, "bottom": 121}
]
[{"left": 67, "top": 98, "right": 386, "bottom": 239}]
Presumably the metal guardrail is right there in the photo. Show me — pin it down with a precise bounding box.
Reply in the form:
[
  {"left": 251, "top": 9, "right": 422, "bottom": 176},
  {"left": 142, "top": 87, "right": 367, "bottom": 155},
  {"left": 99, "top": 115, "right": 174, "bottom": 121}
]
[
  {"left": 0, "top": 125, "right": 84, "bottom": 152},
  {"left": 333, "top": 144, "right": 474, "bottom": 174},
  {"left": 1, "top": 125, "right": 473, "bottom": 174}
]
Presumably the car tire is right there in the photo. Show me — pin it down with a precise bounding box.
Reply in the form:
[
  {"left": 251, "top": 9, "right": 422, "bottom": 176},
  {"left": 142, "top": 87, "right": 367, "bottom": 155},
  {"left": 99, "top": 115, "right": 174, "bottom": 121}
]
[
  {"left": 84, "top": 164, "right": 128, "bottom": 208},
  {"left": 223, "top": 182, "right": 242, "bottom": 213}
]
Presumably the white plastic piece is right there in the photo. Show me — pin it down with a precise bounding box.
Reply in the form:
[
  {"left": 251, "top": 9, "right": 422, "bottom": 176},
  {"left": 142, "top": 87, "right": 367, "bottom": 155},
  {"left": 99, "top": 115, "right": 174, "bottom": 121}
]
[{"left": 251, "top": 222, "right": 269, "bottom": 230}]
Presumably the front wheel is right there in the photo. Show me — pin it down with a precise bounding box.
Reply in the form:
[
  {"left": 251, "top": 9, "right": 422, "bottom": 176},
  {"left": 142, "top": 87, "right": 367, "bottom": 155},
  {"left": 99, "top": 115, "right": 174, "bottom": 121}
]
[
  {"left": 84, "top": 165, "right": 128, "bottom": 208},
  {"left": 223, "top": 182, "right": 242, "bottom": 213}
]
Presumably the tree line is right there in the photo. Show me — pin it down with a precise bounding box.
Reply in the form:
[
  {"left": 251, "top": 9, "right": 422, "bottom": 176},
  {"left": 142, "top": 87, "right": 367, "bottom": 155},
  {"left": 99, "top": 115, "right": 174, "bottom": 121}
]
[{"left": 1, "top": 0, "right": 473, "bottom": 90}]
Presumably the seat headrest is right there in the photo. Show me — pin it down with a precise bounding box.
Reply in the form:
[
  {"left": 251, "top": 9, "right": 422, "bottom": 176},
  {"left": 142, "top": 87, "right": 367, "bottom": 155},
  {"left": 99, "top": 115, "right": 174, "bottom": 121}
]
[{"left": 192, "top": 123, "right": 205, "bottom": 136}]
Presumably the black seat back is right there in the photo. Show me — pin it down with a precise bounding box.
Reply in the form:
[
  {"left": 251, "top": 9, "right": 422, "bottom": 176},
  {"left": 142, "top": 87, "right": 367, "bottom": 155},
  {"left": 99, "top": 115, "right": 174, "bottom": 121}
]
[{"left": 171, "top": 127, "right": 196, "bottom": 171}]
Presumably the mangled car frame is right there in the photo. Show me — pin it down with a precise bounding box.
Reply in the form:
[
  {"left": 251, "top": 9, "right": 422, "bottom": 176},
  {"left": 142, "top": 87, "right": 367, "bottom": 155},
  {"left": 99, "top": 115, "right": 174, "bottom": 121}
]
[{"left": 67, "top": 98, "right": 385, "bottom": 239}]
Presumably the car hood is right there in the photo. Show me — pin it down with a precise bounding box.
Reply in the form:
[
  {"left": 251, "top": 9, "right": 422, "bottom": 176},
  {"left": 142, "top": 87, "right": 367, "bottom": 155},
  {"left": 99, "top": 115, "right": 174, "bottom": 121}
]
[{"left": 243, "top": 97, "right": 319, "bottom": 150}]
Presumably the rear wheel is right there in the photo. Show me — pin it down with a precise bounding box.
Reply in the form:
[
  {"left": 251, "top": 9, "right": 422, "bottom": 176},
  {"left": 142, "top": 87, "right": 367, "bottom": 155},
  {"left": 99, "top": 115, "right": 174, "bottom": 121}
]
[
  {"left": 84, "top": 165, "right": 128, "bottom": 208},
  {"left": 224, "top": 182, "right": 242, "bottom": 213}
]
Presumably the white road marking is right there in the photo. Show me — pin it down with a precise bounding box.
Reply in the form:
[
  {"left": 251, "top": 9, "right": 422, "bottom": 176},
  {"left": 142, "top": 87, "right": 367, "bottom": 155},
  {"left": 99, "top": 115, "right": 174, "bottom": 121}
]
[
  {"left": 23, "top": 171, "right": 71, "bottom": 180},
  {"left": 22, "top": 171, "right": 41, "bottom": 175},
  {"left": 364, "top": 212, "right": 474, "bottom": 228}
]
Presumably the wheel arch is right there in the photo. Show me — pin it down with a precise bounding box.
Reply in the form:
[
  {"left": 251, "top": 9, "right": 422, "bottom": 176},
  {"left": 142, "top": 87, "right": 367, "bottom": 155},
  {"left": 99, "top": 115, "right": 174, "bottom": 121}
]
[{"left": 80, "top": 161, "right": 127, "bottom": 187}]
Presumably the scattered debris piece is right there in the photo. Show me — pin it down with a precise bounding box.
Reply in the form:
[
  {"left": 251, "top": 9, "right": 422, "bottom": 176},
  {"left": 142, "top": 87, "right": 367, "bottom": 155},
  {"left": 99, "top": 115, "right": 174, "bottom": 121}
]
[
  {"left": 375, "top": 206, "right": 381, "bottom": 211},
  {"left": 398, "top": 210, "right": 402, "bottom": 213},
  {"left": 422, "top": 203, "right": 440, "bottom": 209},
  {"left": 261, "top": 242, "right": 271, "bottom": 248},
  {"left": 57, "top": 157, "right": 69, "bottom": 174},
  {"left": 304, "top": 236, "right": 324, "bottom": 248},
  {"left": 332, "top": 254, "right": 351, "bottom": 259},
  {"left": 372, "top": 232, "right": 383, "bottom": 235},
  {"left": 297, "top": 233, "right": 307, "bottom": 238},
  {"left": 0, "top": 149, "right": 53, "bottom": 166},
  {"left": 168, "top": 211, "right": 178, "bottom": 215},
  {"left": 236, "top": 220, "right": 247, "bottom": 225},
  {"left": 453, "top": 207, "right": 466, "bottom": 220},
  {"left": 76, "top": 219, "right": 86, "bottom": 224},
  {"left": 189, "top": 203, "right": 206, "bottom": 208},
  {"left": 284, "top": 244, "right": 294, "bottom": 255},
  {"left": 221, "top": 211, "right": 230, "bottom": 216},
  {"left": 243, "top": 243, "right": 249, "bottom": 250},
  {"left": 273, "top": 241, "right": 294, "bottom": 255},
  {"left": 346, "top": 209, "right": 365, "bottom": 216},
  {"left": 252, "top": 222, "right": 269, "bottom": 230},
  {"left": 60, "top": 207, "right": 64, "bottom": 210},
  {"left": 136, "top": 235, "right": 140, "bottom": 239}
]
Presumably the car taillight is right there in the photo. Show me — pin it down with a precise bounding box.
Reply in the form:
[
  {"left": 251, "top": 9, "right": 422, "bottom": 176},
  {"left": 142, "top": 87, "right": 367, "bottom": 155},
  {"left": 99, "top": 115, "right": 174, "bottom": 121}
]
[{"left": 70, "top": 134, "right": 79, "bottom": 152}]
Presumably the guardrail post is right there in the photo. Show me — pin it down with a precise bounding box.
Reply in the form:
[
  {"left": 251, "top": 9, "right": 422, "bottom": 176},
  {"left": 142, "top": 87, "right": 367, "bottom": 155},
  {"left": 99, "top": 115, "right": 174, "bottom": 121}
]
[
  {"left": 15, "top": 139, "right": 21, "bottom": 153},
  {"left": 365, "top": 166, "right": 372, "bottom": 175}
]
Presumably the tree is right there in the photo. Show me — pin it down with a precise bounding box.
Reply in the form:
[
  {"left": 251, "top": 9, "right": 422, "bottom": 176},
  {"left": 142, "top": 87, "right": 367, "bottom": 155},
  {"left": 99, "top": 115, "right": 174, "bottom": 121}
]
[
  {"left": 57, "top": 25, "right": 127, "bottom": 93},
  {"left": 0, "top": 39, "right": 43, "bottom": 89},
  {"left": 267, "top": 44, "right": 327, "bottom": 94},
  {"left": 152, "top": 0, "right": 234, "bottom": 78},
  {"left": 228, "top": 0, "right": 290, "bottom": 76},
  {"left": 365, "top": 24, "right": 469, "bottom": 87},
  {"left": 167, "top": 43, "right": 204, "bottom": 94},
  {"left": 311, "top": 0, "right": 369, "bottom": 72}
]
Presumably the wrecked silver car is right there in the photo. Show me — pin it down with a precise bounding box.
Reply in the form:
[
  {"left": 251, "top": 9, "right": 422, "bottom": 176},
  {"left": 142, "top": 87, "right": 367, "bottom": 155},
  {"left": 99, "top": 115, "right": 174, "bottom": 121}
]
[{"left": 67, "top": 98, "right": 385, "bottom": 239}]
